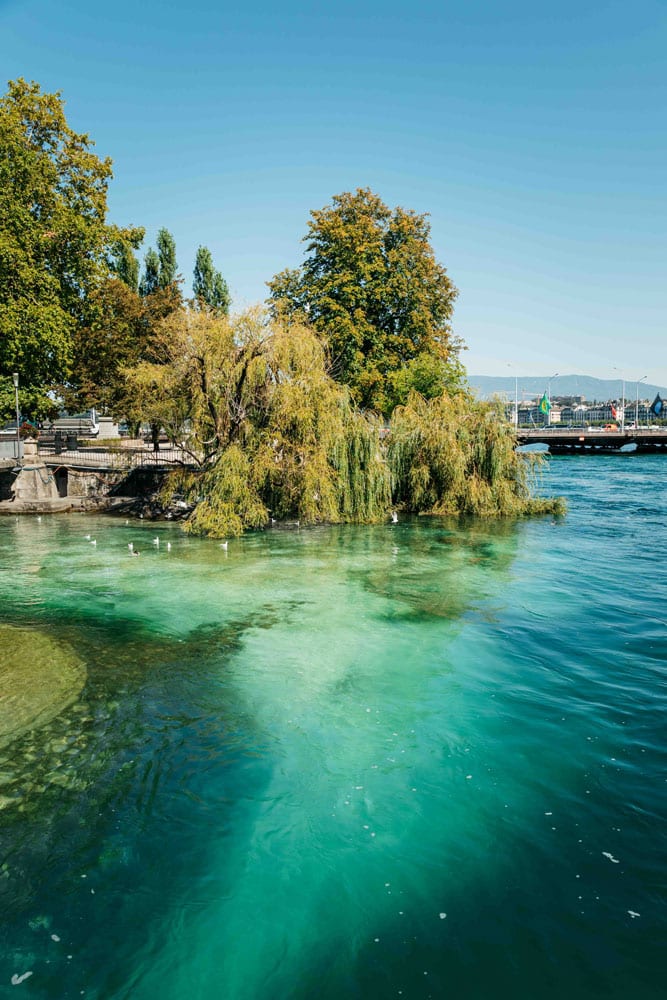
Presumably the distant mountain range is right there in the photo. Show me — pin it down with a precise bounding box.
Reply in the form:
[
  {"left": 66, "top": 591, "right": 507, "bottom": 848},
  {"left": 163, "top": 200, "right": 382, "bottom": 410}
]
[{"left": 467, "top": 374, "right": 667, "bottom": 403}]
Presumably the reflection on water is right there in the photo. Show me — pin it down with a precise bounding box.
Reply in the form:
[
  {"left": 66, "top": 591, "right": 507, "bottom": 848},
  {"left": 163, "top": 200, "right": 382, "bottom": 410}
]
[{"left": 0, "top": 459, "right": 665, "bottom": 1000}]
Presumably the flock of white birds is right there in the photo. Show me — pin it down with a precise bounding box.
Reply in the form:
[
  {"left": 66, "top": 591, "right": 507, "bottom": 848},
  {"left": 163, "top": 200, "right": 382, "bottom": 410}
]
[{"left": 72, "top": 509, "right": 399, "bottom": 555}]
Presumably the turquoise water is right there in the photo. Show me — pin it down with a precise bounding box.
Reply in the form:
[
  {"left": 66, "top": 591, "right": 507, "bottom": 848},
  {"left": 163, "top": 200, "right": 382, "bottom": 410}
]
[{"left": 0, "top": 455, "right": 664, "bottom": 999}]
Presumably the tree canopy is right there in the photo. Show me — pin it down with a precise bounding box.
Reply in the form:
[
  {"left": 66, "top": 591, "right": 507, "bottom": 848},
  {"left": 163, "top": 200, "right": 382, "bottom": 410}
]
[
  {"left": 268, "top": 188, "right": 462, "bottom": 414},
  {"left": 0, "top": 78, "right": 142, "bottom": 404},
  {"left": 122, "top": 308, "right": 392, "bottom": 535},
  {"left": 119, "top": 306, "right": 562, "bottom": 536},
  {"left": 111, "top": 240, "right": 140, "bottom": 292},
  {"left": 139, "top": 228, "right": 178, "bottom": 296},
  {"left": 193, "top": 246, "right": 230, "bottom": 314},
  {"left": 388, "top": 392, "right": 563, "bottom": 517},
  {"left": 66, "top": 277, "right": 146, "bottom": 414},
  {"left": 156, "top": 228, "right": 177, "bottom": 288}
]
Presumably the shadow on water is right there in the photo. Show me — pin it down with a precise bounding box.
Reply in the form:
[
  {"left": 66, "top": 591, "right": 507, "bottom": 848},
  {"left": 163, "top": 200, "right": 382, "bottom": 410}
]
[
  {"left": 0, "top": 607, "right": 291, "bottom": 999},
  {"left": 348, "top": 515, "right": 522, "bottom": 621}
]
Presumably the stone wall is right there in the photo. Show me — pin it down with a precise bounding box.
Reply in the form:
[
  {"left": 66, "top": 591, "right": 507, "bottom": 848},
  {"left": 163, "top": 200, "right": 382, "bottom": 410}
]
[{"left": 65, "top": 468, "right": 126, "bottom": 498}]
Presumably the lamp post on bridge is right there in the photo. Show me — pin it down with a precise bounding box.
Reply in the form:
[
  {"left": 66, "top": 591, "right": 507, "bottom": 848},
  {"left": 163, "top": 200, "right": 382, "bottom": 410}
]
[
  {"left": 12, "top": 372, "right": 20, "bottom": 463},
  {"left": 613, "top": 367, "right": 626, "bottom": 432},
  {"left": 636, "top": 375, "right": 647, "bottom": 430},
  {"left": 547, "top": 372, "right": 559, "bottom": 427},
  {"left": 507, "top": 364, "right": 518, "bottom": 429}
]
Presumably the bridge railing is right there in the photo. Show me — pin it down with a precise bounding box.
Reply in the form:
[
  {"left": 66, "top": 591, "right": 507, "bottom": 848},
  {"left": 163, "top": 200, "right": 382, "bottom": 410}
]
[{"left": 37, "top": 444, "right": 195, "bottom": 468}]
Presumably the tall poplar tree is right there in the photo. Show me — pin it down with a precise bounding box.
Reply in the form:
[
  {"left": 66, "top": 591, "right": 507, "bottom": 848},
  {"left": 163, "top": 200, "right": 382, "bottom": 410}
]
[
  {"left": 193, "top": 245, "right": 230, "bottom": 314},
  {"left": 111, "top": 241, "right": 140, "bottom": 292},
  {"left": 139, "top": 248, "right": 160, "bottom": 297},
  {"left": 139, "top": 228, "right": 178, "bottom": 296},
  {"left": 156, "top": 228, "right": 177, "bottom": 287}
]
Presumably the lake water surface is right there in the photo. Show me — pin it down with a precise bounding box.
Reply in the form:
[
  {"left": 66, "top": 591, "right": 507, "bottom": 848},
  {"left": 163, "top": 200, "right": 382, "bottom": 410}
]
[{"left": 0, "top": 456, "right": 664, "bottom": 999}]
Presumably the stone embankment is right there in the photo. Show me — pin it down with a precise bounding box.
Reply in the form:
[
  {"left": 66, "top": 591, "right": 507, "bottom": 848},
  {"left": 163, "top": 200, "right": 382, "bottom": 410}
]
[{"left": 0, "top": 443, "right": 193, "bottom": 519}]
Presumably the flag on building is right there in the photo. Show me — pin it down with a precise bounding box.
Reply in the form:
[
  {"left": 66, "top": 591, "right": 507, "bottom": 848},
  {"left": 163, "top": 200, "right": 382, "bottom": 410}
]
[
  {"left": 539, "top": 393, "right": 551, "bottom": 414},
  {"left": 610, "top": 404, "right": 617, "bottom": 419},
  {"left": 649, "top": 394, "right": 663, "bottom": 417}
]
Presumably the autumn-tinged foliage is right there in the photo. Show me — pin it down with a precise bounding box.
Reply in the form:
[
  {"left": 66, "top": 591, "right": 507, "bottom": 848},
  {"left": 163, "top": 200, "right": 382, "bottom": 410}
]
[
  {"left": 130, "top": 308, "right": 392, "bottom": 536},
  {"left": 132, "top": 308, "right": 562, "bottom": 536},
  {"left": 268, "top": 188, "right": 462, "bottom": 414}
]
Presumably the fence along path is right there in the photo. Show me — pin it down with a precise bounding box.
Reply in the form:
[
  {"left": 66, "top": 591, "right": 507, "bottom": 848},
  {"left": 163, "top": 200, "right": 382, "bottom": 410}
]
[{"left": 38, "top": 444, "right": 193, "bottom": 469}]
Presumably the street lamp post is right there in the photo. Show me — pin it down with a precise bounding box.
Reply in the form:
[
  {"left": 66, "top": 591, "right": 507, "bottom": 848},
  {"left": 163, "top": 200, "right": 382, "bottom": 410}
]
[
  {"left": 507, "top": 364, "right": 519, "bottom": 429},
  {"left": 613, "top": 367, "right": 626, "bottom": 432},
  {"left": 636, "top": 375, "right": 647, "bottom": 429},
  {"left": 12, "top": 372, "right": 20, "bottom": 462},
  {"left": 547, "top": 372, "right": 559, "bottom": 427},
  {"left": 621, "top": 376, "right": 626, "bottom": 432}
]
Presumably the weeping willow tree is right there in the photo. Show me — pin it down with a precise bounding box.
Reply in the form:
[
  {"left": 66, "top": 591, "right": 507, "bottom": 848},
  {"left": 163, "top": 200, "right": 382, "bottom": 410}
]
[
  {"left": 388, "top": 391, "right": 565, "bottom": 517},
  {"left": 129, "top": 308, "right": 391, "bottom": 537},
  {"left": 122, "top": 308, "right": 562, "bottom": 537}
]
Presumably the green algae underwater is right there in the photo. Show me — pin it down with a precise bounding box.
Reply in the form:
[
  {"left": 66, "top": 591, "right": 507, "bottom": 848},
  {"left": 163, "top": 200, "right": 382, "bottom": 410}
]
[{"left": 0, "top": 455, "right": 664, "bottom": 999}]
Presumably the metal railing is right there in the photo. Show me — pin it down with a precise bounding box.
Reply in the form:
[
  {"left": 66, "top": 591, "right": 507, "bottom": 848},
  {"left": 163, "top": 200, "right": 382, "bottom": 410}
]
[{"left": 37, "top": 444, "right": 193, "bottom": 469}]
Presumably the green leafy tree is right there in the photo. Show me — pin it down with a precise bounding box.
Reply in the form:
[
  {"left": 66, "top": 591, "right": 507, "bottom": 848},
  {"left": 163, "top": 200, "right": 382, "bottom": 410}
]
[
  {"left": 68, "top": 269, "right": 182, "bottom": 416},
  {"left": 121, "top": 308, "right": 563, "bottom": 536},
  {"left": 0, "top": 78, "right": 141, "bottom": 401},
  {"left": 268, "top": 188, "right": 462, "bottom": 414},
  {"left": 110, "top": 240, "right": 140, "bottom": 292},
  {"left": 387, "top": 392, "right": 565, "bottom": 517},
  {"left": 0, "top": 376, "right": 58, "bottom": 424},
  {"left": 139, "top": 229, "right": 178, "bottom": 296},
  {"left": 193, "top": 245, "right": 230, "bottom": 314},
  {"left": 132, "top": 231, "right": 182, "bottom": 442},
  {"left": 66, "top": 277, "right": 146, "bottom": 413},
  {"left": 123, "top": 308, "right": 392, "bottom": 536},
  {"left": 139, "top": 248, "right": 160, "bottom": 297},
  {"left": 156, "top": 227, "right": 177, "bottom": 288},
  {"left": 390, "top": 351, "right": 468, "bottom": 408}
]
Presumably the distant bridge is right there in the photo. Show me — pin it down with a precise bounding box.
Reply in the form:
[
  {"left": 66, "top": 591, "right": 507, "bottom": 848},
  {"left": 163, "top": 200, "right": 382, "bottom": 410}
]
[{"left": 516, "top": 428, "right": 667, "bottom": 454}]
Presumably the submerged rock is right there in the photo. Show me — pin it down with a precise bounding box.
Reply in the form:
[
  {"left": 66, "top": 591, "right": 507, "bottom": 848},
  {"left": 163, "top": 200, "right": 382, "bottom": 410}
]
[{"left": 0, "top": 626, "right": 86, "bottom": 750}]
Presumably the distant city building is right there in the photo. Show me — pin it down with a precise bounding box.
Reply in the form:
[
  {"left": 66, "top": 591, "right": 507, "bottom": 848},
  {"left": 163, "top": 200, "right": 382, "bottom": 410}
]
[{"left": 508, "top": 397, "right": 654, "bottom": 427}]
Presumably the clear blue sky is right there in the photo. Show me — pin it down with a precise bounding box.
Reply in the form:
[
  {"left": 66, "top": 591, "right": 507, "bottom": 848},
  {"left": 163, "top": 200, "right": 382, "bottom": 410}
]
[{"left": 2, "top": 0, "right": 666, "bottom": 385}]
